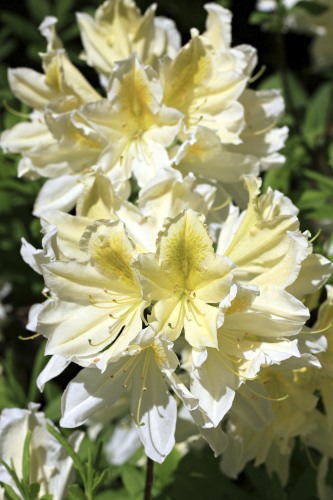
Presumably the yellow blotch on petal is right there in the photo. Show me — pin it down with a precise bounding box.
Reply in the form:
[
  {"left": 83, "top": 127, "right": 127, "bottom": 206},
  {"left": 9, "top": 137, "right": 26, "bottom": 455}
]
[
  {"left": 116, "top": 65, "right": 156, "bottom": 132},
  {"left": 158, "top": 210, "right": 213, "bottom": 287},
  {"left": 87, "top": 222, "right": 138, "bottom": 288},
  {"left": 163, "top": 37, "right": 210, "bottom": 114}
]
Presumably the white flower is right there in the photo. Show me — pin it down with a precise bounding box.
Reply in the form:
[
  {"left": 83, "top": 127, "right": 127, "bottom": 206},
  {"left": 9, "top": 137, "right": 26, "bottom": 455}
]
[
  {"left": 60, "top": 328, "right": 198, "bottom": 463},
  {"left": 77, "top": 0, "right": 181, "bottom": 82},
  {"left": 0, "top": 403, "right": 83, "bottom": 500}
]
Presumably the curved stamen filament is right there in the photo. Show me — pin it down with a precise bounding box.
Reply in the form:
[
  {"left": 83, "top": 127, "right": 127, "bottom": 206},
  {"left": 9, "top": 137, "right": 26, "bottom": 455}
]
[
  {"left": 18, "top": 332, "right": 41, "bottom": 341},
  {"left": 3, "top": 100, "right": 31, "bottom": 118},
  {"left": 211, "top": 198, "right": 232, "bottom": 212},
  {"left": 240, "top": 382, "right": 289, "bottom": 402},
  {"left": 167, "top": 302, "right": 183, "bottom": 331},
  {"left": 242, "top": 120, "right": 277, "bottom": 138},
  {"left": 215, "top": 349, "right": 258, "bottom": 382},
  {"left": 308, "top": 322, "right": 333, "bottom": 335},
  {"left": 249, "top": 65, "right": 266, "bottom": 84},
  {"left": 136, "top": 350, "right": 151, "bottom": 425}
]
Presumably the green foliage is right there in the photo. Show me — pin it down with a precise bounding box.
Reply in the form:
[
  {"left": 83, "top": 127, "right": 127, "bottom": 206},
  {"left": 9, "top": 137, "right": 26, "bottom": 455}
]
[
  {"left": 303, "top": 82, "right": 333, "bottom": 148},
  {"left": 293, "top": 0, "right": 328, "bottom": 16}
]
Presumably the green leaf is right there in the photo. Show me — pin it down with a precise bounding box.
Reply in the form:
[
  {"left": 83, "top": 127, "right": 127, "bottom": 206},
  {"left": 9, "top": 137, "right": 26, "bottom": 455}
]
[
  {"left": 46, "top": 424, "right": 86, "bottom": 486},
  {"left": 153, "top": 448, "right": 181, "bottom": 494},
  {"left": 328, "top": 142, "right": 333, "bottom": 170},
  {"left": 55, "top": 0, "right": 76, "bottom": 18},
  {"left": 294, "top": 0, "right": 328, "bottom": 16},
  {"left": 246, "top": 465, "right": 287, "bottom": 500},
  {"left": 259, "top": 71, "right": 308, "bottom": 110},
  {"left": 249, "top": 11, "right": 274, "bottom": 26},
  {"left": 28, "top": 482, "right": 40, "bottom": 499},
  {"left": 44, "top": 381, "right": 62, "bottom": 421},
  {"left": 0, "top": 460, "right": 25, "bottom": 498},
  {"left": 1, "top": 483, "right": 22, "bottom": 500},
  {"left": 26, "top": 0, "right": 51, "bottom": 23},
  {"left": 121, "top": 465, "right": 145, "bottom": 499},
  {"left": 94, "top": 490, "right": 129, "bottom": 500},
  {"left": 27, "top": 340, "right": 48, "bottom": 404},
  {"left": 22, "top": 430, "right": 32, "bottom": 485},
  {"left": 3, "top": 350, "right": 27, "bottom": 407},
  {"left": 0, "top": 12, "right": 41, "bottom": 41},
  {"left": 303, "top": 83, "right": 333, "bottom": 147},
  {"left": 304, "top": 169, "right": 333, "bottom": 190},
  {"left": 39, "top": 494, "right": 53, "bottom": 500},
  {"left": 67, "top": 484, "right": 86, "bottom": 500}
]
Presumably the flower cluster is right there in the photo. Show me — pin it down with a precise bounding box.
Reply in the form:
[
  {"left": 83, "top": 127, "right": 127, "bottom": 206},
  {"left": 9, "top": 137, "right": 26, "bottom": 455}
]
[{"left": 1, "top": 0, "right": 332, "bottom": 494}]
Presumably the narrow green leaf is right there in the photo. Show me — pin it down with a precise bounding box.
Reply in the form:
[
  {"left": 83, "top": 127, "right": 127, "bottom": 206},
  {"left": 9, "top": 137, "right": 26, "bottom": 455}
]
[
  {"left": 304, "top": 169, "right": 333, "bottom": 189},
  {"left": 46, "top": 424, "right": 86, "bottom": 487},
  {"left": 0, "top": 460, "right": 25, "bottom": 498},
  {"left": 303, "top": 83, "right": 333, "bottom": 147},
  {"left": 67, "top": 483, "right": 86, "bottom": 500},
  {"left": 27, "top": 340, "right": 48, "bottom": 404},
  {"left": 55, "top": 0, "right": 75, "bottom": 18},
  {"left": 22, "top": 430, "right": 32, "bottom": 485},
  {"left": 39, "top": 494, "right": 53, "bottom": 500},
  {"left": 1, "top": 483, "right": 22, "bottom": 500},
  {"left": 0, "top": 12, "right": 41, "bottom": 41},
  {"left": 259, "top": 71, "right": 308, "bottom": 110},
  {"left": 28, "top": 482, "right": 40, "bottom": 499},
  {"left": 121, "top": 465, "right": 145, "bottom": 498},
  {"left": 294, "top": 0, "right": 328, "bottom": 15},
  {"left": 26, "top": 0, "right": 51, "bottom": 23},
  {"left": 92, "top": 469, "right": 108, "bottom": 492},
  {"left": 3, "top": 350, "right": 27, "bottom": 407}
]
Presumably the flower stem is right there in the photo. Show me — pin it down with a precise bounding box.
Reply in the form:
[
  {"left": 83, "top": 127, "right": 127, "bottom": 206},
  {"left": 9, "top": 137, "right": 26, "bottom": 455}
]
[{"left": 144, "top": 456, "right": 154, "bottom": 500}]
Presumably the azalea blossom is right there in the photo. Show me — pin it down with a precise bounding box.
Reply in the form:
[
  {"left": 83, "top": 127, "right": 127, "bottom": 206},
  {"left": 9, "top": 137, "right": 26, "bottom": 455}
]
[
  {"left": 0, "top": 2, "right": 289, "bottom": 216},
  {"left": 39, "top": 219, "right": 147, "bottom": 370},
  {"left": 77, "top": 0, "right": 181, "bottom": 82},
  {"left": 0, "top": 403, "right": 83, "bottom": 499},
  {"left": 60, "top": 328, "right": 204, "bottom": 463},
  {"left": 135, "top": 209, "right": 235, "bottom": 349}
]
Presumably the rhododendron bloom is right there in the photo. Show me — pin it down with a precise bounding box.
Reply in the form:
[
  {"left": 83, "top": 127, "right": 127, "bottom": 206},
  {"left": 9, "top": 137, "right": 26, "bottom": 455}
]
[
  {"left": 135, "top": 209, "right": 235, "bottom": 348},
  {"left": 0, "top": 404, "right": 83, "bottom": 499}
]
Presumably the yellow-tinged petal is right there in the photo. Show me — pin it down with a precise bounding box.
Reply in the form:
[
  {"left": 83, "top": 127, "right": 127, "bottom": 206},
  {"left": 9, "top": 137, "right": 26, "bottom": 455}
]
[
  {"left": 81, "top": 220, "right": 139, "bottom": 290},
  {"left": 136, "top": 210, "right": 234, "bottom": 348},
  {"left": 157, "top": 210, "right": 214, "bottom": 289}
]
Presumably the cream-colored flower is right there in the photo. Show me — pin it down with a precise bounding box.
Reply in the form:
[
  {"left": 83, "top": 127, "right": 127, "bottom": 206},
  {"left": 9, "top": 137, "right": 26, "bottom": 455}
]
[
  {"left": 60, "top": 328, "right": 200, "bottom": 463},
  {"left": 0, "top": 403, "right": 83, "bottom": 500},
  {"left": 38, "top": 220, "right": 147, "bottom": 370},
  {"left": 300, "top": 285, "right": 333, "bottom": 430},
  {"left": 67, "top": 54, "right": 183, "bottom": 188},
  {"left": 77, "top": 0, "right": 181, "bottom": 82},
  {"left": 134, "top": 209, "right": 235, "bottom": 348},
  {"left": 0, "top": 17, "right": 102, "bottom": 215},
  {"left": 161, "top": 32, "right": 247, "bottom": 143},
  {"left": 220, "top": 366, "right": 319, "bottom": 486},
  {"left": 168, "top": 6, "right": 288, "bottom": 204},
  {"left": 187, "top": 176, "right": 330, "bottom": 426}
]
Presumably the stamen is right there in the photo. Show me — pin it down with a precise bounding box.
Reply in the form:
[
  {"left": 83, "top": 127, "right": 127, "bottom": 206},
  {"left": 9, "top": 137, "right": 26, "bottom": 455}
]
[
  {"left": 308, "top": 322, "right": 333, "bottom": 335},
  {"left": 3, "top": 100, "right": 31, "bottom": 118},
  {"left": 249, "top": 65, "right": 266, "bottom": 84},
  {"left": 136, "top": 350, "right": 150, "bottom": 425},
  {"left": 243, "top": 382, "right": 289, "bottom": 402},
  {"left": 211, "top": 198, "right": 232, "bottom": 212},
  {"left": 18, "top": 333, "right": 41, "bottom": 341},
  {"left": 309, "top": 229, "right": 322, "bottom": 243},
  {"left": 215, "top": 349, "right": 257, "bottom": 381},
  {"left": 242, "top": 120, "right": 277, "bottom": 138}
]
